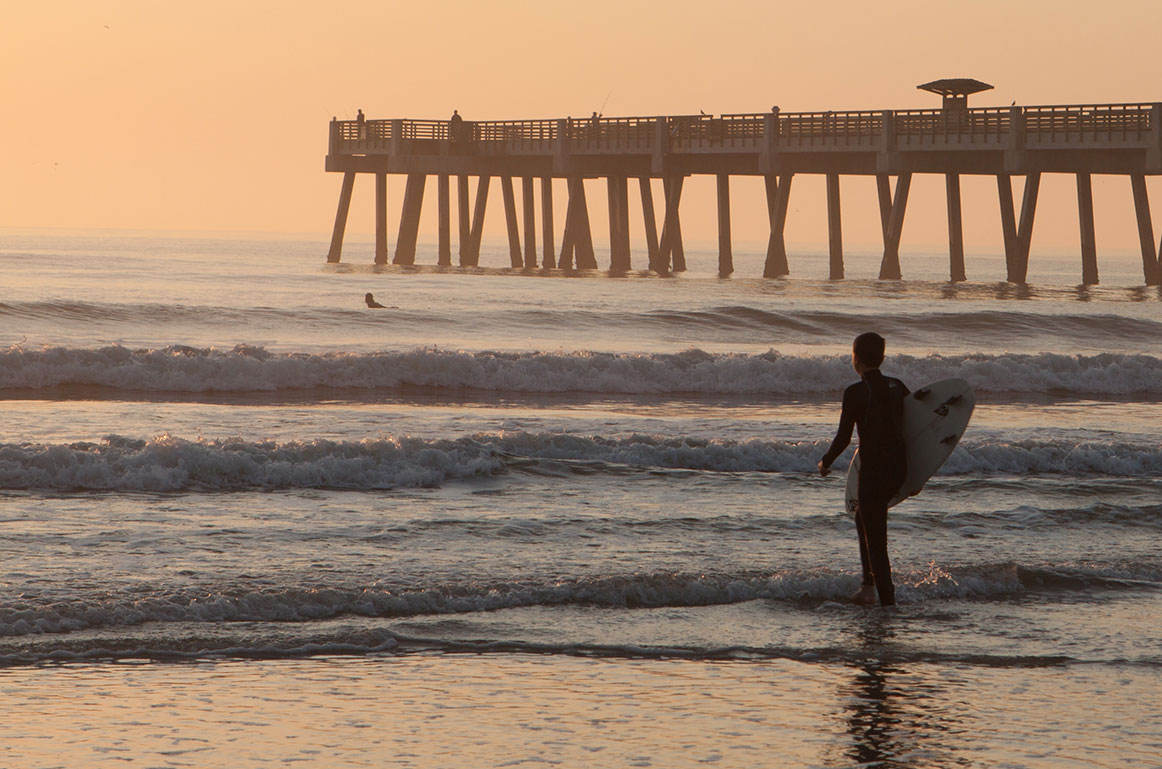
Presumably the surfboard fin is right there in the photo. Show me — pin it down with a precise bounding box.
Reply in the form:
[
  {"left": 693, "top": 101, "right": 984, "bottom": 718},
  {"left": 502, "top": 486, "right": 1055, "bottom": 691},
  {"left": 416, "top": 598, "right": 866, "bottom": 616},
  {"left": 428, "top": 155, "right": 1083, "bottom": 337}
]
[
  {"left": 940, "top": 434, "right": 959, "bottom": 445},
  {"left": 946, "top": 394, "right": 963, "bottom": 404},
  {"left": 934, "top": 405, "right": 950, "bottom": 417},
  {"left": 914, "top": 388, "right": 931, "bottom": 400}
]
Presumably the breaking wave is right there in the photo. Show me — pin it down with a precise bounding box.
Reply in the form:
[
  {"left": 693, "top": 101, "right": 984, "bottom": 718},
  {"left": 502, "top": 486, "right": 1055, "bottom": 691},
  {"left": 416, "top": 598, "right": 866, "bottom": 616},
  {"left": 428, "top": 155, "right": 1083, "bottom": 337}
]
[
  {"left": 2, "top": 344, "right": 1161, "bottom": 396},
  {"left": 1, "top": 562, "right": 1156, "bottom": 645},
  {"left": 1, "top": 432, "right": 1159, "bottom": 491}
]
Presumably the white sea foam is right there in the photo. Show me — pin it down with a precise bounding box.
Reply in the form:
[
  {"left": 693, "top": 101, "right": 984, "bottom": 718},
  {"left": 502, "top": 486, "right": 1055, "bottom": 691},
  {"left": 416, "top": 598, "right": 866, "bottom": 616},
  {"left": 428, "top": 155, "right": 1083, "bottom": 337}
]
[
  {"left": 0, "top": 434, "right": 503, "bottom": 491},
  {"left": 1, "top": 562, "right": 1153, "bottom": 640},
  {"left": 0, "top": 432, "right": 1158, "bottom": 491},
  {"left": 2, "top": 345, "right": 1161, "bottom": 395}
]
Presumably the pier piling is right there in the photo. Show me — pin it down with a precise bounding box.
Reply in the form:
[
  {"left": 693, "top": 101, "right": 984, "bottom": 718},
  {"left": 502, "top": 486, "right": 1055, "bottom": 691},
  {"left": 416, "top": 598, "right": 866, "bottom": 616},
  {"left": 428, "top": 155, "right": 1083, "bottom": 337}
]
[
  {"left": 501, "top": 176, "right": 523, "bottom": 268},
  {"left": 464, "top": 175, "right": 490, "bottom": 266},
  {"left": 437, "top": 174, "right": 451, "bottom": 266},
  {"left": 522, "top": 176, "right": 537, "bottom": 269},
  {"left": 457, "top": 175, "right": 471, "bottom": 266},
  {"left": 541, "top": 178, "right": 555, "bottom": 269},
  {"left": 946, "top": 173, "right": 966, "bottom": 282},
  {"left": 1077, "top": 172, "right": 1099, "bottom": 285},
  {"left": 327, "top": 171, "right": 355, "bottom": 264},
  {"left": 1015, "top": 172, "right": 1041, "bottom": 284},
  {"left": 763, "top": 174, "right": 792, "bottom": 278},
  {"left": 374, "top": 172, "right": 388, "bottom": 265},
  {"left": 608, "top": 176, "right": 631, "bottom": 271},
  {"left": 826, "top": 173, "right": 843, "bottom": 280},
  {"left": 660, "top": 175, "right": 686, "bottom": 272},
  {"left": 1131, "top": 174, "right": 1162, "bottom": 285},
  {"left": 879, "top": 173, "right": 911, "bottom": 280},
  {"left": 717, "top": 173, "right": 733, "bottom": 276},
  {"left": 392, "top": 173, "right": 425, "bottom": 265},
  {"left": 639, "top": 178, "right": 662, "bottom": 273}
]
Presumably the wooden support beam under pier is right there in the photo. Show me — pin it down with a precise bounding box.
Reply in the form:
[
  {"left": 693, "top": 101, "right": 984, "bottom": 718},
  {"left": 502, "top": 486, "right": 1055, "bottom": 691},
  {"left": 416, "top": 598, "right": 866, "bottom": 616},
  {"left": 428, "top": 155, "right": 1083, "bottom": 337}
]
[
  {"left": 457, "top": 175, "right": 471, "bottom": 266},
  {"left": 541, "top": 178, "right": 555, "bottom": 269},
  {"left": 375, "top": 171, "right": 388, "bottom": 265},
  {"left": 608, "top": 176, "right": 631, "bottom": 272},
  {"left": 619, "top": 176, "right": 632, "bottom": 270},
  {"left": 1130, "top": 174, "right": 1162, "bottom": 285},
  {"left": 660, "top": 175, "right": 686, "bottom": 272},
  {"left": 876, "top": 174, "right": 892, "bottom": 243},
  {"left": 717, "top": 173, "right": 733, "bottom": 276},
  {"left": 501, "top": 176, "right": 524, "bottom": 268},
  {"left": 437, "top": 174, "right": 451, "bottom": 266},
  {"left": 946, "top": 173, "right": 966, "bottom": 282},
  {"left": 466, "top": 175, "right": 491, "bottom": 266},
  {"left": 996, "top": 173, "right": 1041, "bottom": 283},
  {"left": 639, "top": 178, "right": 662, "bottom": 273},
  {"left": 657, "top": 175, "right": 680, "bottom": 274},
  {"left": 559, "top": 184, "right": 576, "bottom": 271},
  {"left": 606, "top": 178, "right": 618, "bottom": 261},
  {"left": 997, "top": 174, "right": 1019, "bottom": 277},
  {"left": 763, "top": 173, "right": 792, "bottom": 278},
  {"left": 327, "top": 171, "right": 355, "bottom": 264},
  {"left": 1077, "top": 172, "right": 1099, "bottom": 285},
  {"left": 571, "top": 177, "right": 598, "bottom": 269},
  {"left": 393, "top": 173, "right": 425, "bottom": 265},
  {"left": 522, "top": 176, "right": 537, "bottom": 269},
  {"left": 1013, "top": 172, "right": 1041, "bottom": 284},
  {"left": 878, "top": 173, "right": 911, "bottom": 280},
  {"left": 826, "top": 172, "right": 843, "bottom": 280}
]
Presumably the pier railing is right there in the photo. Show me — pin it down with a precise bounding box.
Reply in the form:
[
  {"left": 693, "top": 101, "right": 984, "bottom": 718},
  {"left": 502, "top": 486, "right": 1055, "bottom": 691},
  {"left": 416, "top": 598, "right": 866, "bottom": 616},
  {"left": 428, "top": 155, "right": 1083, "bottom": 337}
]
[
  {"left": 329, "top": 103, "right": 1159, "bottom": 156},
  {"left": 1023, "top": 103, "right": 1153, "bottom": 143}
]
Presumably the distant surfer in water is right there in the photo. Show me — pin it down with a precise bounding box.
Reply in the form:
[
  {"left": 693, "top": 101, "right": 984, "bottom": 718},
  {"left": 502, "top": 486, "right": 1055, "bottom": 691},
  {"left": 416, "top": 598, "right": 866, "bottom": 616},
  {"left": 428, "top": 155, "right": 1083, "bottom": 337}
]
[
  {"left": 364, "top": 292, "right": 385, "bottom": 308},
  {"left": 818, "top": 332, "right": 909, "bottom": 606}
]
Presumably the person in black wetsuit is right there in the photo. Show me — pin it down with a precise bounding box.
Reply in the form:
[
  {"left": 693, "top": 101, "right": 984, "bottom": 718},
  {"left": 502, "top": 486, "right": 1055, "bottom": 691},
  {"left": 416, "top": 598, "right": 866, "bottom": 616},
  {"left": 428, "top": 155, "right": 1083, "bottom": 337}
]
[{"left": 818, "top": 332, "right": 909, "bottom": 606}]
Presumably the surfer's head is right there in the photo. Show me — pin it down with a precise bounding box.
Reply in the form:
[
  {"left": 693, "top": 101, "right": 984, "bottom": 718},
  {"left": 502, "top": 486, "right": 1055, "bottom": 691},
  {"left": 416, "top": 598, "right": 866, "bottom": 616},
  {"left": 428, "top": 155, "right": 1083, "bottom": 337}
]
[{"left": 852, "top": 332, "right": 885, "bottom": 371}]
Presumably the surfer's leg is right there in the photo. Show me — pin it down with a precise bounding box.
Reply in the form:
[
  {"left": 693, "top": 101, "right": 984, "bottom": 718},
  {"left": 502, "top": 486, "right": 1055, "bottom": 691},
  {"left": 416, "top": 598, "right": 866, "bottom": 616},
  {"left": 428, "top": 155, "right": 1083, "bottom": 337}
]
[
  {"left": 851, "top": 509, "right": 878, "bottom": 604},
  {"left": 858, "top": 501, "right": 895, "bottom": 606}
]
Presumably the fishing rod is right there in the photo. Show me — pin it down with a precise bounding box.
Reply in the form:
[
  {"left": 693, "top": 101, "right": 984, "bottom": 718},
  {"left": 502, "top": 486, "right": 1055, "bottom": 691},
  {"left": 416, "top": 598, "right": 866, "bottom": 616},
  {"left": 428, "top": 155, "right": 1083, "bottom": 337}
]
[{"left": 597, "top": 88, "right": 613, "bottom": 118}]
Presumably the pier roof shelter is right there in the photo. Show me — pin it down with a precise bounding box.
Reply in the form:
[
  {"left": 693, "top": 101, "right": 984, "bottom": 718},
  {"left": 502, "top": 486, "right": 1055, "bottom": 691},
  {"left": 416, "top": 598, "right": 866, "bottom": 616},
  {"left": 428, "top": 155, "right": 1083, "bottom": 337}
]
[{"left": 917, "top": 78, "right": 994, "bottom": 110}]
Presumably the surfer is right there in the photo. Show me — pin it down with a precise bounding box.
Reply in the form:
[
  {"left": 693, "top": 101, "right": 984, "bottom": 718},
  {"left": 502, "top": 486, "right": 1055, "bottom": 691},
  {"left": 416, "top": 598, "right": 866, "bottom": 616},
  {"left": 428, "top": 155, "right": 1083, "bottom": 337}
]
[
  {"left": 818, "top": 332, "right": 909, "bottom": 607},
  {"left": 364, "top": 292, "right": 386, "bottom": 308}
]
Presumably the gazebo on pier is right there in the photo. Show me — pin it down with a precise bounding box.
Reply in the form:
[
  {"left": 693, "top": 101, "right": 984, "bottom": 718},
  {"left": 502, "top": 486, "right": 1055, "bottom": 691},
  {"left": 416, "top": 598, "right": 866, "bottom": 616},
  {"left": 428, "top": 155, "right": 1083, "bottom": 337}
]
[{"left": 917, "top": 78, "right": 995, "bottom": 112}]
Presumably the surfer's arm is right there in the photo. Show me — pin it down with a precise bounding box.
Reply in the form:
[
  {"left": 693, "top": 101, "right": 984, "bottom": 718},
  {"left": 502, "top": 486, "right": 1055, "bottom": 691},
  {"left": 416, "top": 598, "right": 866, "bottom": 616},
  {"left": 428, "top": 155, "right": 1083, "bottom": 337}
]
[{"left": 820, "top": 386, "right": 859, "bottom": 472}]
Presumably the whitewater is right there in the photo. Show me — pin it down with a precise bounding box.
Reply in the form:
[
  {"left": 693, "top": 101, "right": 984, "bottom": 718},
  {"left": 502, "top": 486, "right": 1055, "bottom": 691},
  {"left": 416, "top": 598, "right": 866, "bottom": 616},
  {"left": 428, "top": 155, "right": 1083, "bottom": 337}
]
[{"left": 1, "top": 229, "right": 1160, "bottom": 768}]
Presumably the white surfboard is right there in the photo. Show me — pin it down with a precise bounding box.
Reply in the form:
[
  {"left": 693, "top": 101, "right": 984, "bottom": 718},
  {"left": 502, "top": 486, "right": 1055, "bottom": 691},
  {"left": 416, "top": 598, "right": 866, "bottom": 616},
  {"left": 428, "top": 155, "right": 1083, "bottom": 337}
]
[{"left": 844, "top": 378, "right": 975, "bottom": 515}]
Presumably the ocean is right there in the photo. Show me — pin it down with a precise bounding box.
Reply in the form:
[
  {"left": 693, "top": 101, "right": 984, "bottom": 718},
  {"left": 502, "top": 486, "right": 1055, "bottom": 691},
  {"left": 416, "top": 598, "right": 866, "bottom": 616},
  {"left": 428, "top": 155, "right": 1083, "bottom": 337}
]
[{"left": 1, "top": 229, "right": 1160, "bottom": 768}]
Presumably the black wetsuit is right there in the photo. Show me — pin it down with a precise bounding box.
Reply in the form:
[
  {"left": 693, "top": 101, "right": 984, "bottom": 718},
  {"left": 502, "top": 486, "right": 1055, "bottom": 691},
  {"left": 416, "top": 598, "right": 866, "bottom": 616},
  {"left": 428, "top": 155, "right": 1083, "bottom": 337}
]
[{"left": 821, "top": 369, "right": 909, "bottom": 606}]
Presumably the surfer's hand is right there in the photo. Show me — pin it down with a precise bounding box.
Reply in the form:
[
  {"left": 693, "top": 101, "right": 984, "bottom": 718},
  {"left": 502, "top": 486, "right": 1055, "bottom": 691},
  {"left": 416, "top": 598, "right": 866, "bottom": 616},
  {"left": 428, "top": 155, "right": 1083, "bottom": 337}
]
[{"left": 818, "top": 461, "right": 830, "bottom": 477}]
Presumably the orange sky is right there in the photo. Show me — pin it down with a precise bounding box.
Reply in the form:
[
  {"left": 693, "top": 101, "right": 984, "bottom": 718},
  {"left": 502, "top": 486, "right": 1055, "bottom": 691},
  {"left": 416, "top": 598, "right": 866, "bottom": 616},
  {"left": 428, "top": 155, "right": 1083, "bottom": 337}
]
[{"left": 4, "top": 0, "right": 1162, "bottom": 257}]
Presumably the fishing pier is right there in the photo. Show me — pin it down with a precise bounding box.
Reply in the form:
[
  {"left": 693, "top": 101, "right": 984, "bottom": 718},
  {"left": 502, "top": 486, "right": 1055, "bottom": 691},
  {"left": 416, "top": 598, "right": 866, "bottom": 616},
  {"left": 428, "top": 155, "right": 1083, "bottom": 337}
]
[{"left": 324, "top": 80, "right": 1162, "bottom": 285}]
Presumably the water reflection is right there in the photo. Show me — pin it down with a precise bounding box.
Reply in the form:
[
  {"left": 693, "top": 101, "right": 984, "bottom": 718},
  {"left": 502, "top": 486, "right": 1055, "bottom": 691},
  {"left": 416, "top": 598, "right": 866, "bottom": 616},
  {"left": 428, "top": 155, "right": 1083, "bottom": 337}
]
[
  {"left": 990, "top": 281, "right": 1035, "bottom": 300},
  {"left": 828, "top": 613, "right": 966, "bottom": 768}
]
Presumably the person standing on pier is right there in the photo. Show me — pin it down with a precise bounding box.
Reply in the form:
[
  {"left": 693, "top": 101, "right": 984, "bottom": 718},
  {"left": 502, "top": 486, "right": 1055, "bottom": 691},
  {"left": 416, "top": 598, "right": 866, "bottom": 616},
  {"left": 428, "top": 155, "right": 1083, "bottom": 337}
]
[
  {"left": 818, "top": 332, "right": 909, "bottom": 607},
  {"left": 450, "top": 109, "right": 463, "bottom": 141},
  {"left": 356, "top": 108, "right": 365, "bottom": 139}
]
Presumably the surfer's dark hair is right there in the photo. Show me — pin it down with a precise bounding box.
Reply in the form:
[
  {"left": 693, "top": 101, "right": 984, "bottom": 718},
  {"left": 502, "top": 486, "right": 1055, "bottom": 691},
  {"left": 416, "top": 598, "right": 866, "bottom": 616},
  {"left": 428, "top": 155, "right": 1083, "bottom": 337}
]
[{"left": 853, "top": 332, "right": 886, "bottom": 368}]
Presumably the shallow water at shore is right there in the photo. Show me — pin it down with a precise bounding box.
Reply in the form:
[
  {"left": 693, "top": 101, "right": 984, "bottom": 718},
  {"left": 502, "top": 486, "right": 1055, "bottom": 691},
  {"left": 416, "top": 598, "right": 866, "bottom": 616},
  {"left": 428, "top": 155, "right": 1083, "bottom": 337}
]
[{"left": 5, "top": 653, "right": 1159, "bottom": 769}]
